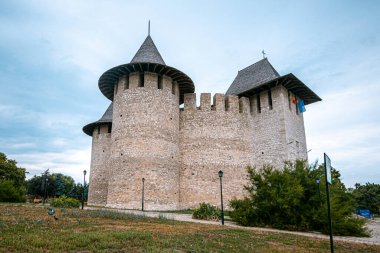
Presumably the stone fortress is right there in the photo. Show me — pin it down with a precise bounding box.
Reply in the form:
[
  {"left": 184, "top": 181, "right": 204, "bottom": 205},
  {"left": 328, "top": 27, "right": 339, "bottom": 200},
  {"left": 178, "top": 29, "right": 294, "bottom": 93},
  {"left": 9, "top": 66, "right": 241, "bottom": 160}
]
[{"left": 83, "top": 32, "right": 321, "bottom": 210}]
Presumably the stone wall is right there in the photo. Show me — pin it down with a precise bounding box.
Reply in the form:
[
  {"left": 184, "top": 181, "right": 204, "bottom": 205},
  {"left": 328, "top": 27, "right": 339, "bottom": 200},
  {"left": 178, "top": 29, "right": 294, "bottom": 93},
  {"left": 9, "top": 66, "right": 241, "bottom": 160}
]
[
  {"left": 88, "top": 82, "right": 309, "bottom": 210},
  {"left": 283, "top": 88, "right": 308, "bottom": 161},
  {"left": 249, "top": 86, "right": 288, "bottom": 168},
  {"left": 87, "top": 124, "right": 111, "bottom": 206},
  {"left": 179, "top": 93, "right": 253, "bottom": 209},
  {"left": 106, "top": 72, "right": 181, "bottom": 210}
]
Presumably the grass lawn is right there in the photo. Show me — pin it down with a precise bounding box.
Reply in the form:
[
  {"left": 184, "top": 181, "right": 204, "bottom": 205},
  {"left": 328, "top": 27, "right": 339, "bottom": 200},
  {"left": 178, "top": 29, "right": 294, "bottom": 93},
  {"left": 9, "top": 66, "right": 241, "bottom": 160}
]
[{"left": 0, "top": 203, "right": 379, "bottom": 252}]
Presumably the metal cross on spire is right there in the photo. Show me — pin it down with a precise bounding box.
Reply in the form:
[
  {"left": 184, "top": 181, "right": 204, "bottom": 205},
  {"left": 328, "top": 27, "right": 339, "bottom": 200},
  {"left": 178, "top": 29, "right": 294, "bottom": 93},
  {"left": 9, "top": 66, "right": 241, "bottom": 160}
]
[
  {"left": 262, "top": 50, "right": 267, "bottom": 59},
  {"left": 148, "top": 20, "right": 150, "bottom": 36}
]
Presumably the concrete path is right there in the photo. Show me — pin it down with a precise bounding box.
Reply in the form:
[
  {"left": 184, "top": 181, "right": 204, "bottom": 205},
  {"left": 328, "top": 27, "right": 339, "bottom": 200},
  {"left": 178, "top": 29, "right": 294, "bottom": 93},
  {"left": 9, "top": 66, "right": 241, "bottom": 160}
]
[{"left": 85, "top": 207, "right": 380, "bottom": 246}]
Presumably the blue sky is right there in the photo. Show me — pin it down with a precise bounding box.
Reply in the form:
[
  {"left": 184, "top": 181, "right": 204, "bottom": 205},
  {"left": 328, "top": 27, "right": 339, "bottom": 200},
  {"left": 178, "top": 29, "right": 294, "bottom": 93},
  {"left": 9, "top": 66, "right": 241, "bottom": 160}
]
[{"left": 0, "top": 0, "right": 379, "bottom": 187}]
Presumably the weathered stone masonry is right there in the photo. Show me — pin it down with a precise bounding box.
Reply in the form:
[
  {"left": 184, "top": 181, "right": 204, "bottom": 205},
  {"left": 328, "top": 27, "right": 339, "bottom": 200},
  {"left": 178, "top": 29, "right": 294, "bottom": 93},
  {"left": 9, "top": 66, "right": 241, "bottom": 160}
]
[{"left": 83, "top": 34, "right": 321, "bottom": 210}]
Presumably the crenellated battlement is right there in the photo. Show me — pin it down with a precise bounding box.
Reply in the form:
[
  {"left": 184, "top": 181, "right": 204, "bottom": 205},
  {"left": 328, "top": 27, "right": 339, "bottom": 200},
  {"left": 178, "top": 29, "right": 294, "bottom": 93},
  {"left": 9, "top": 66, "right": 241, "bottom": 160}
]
[{"left": 183, "top": 93, "right": 251, "bottom": 114}]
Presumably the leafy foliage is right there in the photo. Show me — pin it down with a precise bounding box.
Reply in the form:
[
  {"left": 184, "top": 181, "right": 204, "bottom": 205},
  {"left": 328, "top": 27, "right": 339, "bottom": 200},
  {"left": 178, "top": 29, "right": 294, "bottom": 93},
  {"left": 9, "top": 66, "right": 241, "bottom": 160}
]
[
  {"left": 50, "top": 196, "right": 81, "bottom": 208},
  {"left": 26, "top": 172, "right": 87, "bottom": 201},
  {"left": 229, "top": 160, "right": 369, "bottom": 236},
  {"left": 192, "top": 202, "right": 221, "bottom": 221},
  {"left": 0, "top": 152, "right": 26, "bottom": 202},
  {"left": 352, "top": 183, "right": 380, "bottom": 214}
]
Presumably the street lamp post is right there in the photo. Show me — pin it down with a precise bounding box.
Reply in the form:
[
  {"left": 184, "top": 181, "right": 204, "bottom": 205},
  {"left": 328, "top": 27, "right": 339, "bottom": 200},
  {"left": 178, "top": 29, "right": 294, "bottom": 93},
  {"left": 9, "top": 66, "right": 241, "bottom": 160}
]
[
  {"left": 142, "top": 178, "right": 145, "bottom": 211},
  {"left": 82, "top": 170, "right": 87, "bottom": 210},
  {"left": 218, "top": 170, "right": 224, "bottom": 225},
  {"left": 316, "top": 178, "right": 321, "bottom": 203},
  {"left": 43, "top": 176, "right": 48, "bottom": 205}
]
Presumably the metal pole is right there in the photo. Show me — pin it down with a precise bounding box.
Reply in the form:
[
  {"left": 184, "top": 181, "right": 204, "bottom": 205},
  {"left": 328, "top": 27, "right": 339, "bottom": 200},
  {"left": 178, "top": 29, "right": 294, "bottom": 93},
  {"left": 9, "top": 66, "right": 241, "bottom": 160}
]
[
  {"left": 142, "top": 178, "right": 145, "bottom": 211},
  {"left": 318, "top": 182, "right": 321, "bottom": 203},
  {"left": 324, "top": 159, "right": 334, "bottom": 253},
  {"left": 43, "top": 176, "right": 47, "bottom": 205},
  {"left": 82, "top": 170, "right": 86, "bottom": 210},
  {"left": 220, "top": 175, "right": 224, "bottom": 225}
]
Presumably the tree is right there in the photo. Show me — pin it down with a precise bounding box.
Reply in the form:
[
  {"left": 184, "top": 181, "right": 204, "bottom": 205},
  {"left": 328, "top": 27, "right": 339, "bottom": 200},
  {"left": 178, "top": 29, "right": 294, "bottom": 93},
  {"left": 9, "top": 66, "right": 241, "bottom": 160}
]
[
  {"left": 0, "top": 152, "right": 26, "bottom": 202},
  {"left": 26, "top": 172, "right": 77, "bottom": 199},
  {"left": 352, "top": 183, "right": 380, "bottom": 214},
  {"left": 229, "top": 160, "right": 368, "bottom": 236}
]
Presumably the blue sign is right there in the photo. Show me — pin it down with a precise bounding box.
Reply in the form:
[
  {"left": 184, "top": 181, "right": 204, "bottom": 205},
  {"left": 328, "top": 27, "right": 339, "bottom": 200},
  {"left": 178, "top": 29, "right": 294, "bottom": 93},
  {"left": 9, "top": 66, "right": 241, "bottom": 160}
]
[{"left": 356, "top": 209, "right": 371, "bottom": 219}]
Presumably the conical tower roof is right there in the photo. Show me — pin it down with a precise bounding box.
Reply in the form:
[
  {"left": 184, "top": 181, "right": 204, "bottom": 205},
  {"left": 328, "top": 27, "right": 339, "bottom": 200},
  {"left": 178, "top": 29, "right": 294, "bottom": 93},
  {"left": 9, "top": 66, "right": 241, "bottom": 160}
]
[
  {"left": 130, "top": 35, "right": 165, "bottom": 65},
  {"left": 83, "top": 103, "right": 113, "bottom": 136},
  {"left": 98, "top": 35, "right": 194, "bottom": 104}
]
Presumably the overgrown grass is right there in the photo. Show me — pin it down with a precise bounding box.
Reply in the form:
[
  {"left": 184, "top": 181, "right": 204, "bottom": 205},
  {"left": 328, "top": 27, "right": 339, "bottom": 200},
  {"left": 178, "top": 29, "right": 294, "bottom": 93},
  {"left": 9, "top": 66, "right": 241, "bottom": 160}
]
[{"left": 0, "top": 203, "right": 379, "bottom": 252}]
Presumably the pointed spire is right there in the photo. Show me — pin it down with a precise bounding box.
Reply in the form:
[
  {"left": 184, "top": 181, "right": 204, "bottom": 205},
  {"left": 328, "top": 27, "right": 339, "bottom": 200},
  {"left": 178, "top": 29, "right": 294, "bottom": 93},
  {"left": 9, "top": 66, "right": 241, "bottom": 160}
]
[{"left": 130, "top": 35, "right": 166, "bottom": 65}]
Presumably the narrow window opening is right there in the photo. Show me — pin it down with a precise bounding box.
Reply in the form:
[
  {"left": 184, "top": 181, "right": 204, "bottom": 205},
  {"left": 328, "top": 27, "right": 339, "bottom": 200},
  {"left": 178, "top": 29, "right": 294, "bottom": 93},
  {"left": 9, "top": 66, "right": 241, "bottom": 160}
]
[
  {"left": 268, "top": 89, "right": 273, "bottom": 110},
  {"left": 171, "top": 82, "right": 175, "bottom": 95},
  {"left": 139, "top": 72, "right": 144, "bottom": 87},
  {"left": 257, "top": 93, "right": 261, "bottom": 113},
  {"left": 249, "top": 96, "right": 254, "bottom": 115},
  {"left": 296, "top": 99, "right": 299, "bottom": 115},
  {"left": 288, "top": 90, "right": 291, "bottom": 110},
  {"left": 97, "top": 126, "right": 100, "bottom": 134},
  {"left": 107, "top": 124, "right": 112, "bottom": 133},
  {"left": 124, "top": 74, "right": 129, "bottom": 90},
  {"left": 158, "top": 75, "right": 163, "bottom": 89},
  {"left": 114, "top": 83, "right": 118, "bottom": 95}
]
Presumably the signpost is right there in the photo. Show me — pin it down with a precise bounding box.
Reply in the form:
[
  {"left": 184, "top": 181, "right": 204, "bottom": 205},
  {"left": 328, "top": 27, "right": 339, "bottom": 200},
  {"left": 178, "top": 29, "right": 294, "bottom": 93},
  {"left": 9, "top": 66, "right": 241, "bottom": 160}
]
[{"left": 324, "top": 153, "right": 334, "bottom": 253}]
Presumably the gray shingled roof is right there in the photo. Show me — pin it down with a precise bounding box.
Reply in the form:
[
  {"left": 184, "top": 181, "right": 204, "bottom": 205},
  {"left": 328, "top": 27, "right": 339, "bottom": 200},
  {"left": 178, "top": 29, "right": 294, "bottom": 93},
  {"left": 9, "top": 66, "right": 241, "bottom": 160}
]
[
  {"left": 226, "top": 58, "right": 280, "bottom": 95},
  {"left": 130, "top": 35, "right": 165, "bottom": 65},
  {"left": 98, "top": 35, "right": 194, "bottom": 104},
  {"left": 226, "top": 58, "right": 321, "bottom": 105},
  {"left": 83, "top": 103, "right": 113, "bottom": 136}
]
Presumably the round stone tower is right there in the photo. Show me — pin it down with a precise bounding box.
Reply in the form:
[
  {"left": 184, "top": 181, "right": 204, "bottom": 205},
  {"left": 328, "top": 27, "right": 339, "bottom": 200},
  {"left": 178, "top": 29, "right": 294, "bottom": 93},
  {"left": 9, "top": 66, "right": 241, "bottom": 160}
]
[
  {"left": 83, "top": 103, "right": 113, "bottom": 206},
  {"left": 98, "top": 34, "right": 194, "bottom": 210}
]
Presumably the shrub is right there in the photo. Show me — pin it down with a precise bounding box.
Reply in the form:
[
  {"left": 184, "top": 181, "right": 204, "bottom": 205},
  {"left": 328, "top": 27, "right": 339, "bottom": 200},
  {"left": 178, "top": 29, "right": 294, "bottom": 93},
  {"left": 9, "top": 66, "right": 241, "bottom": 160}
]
[
  {"left": 50, "top": 196, "right": 80, "bottom": 208},
  {"left": 0, "top": 180, "right": 26, "bottom": 202},
  {"left": 229, "top": 198, "right": 257, "bottom": 226},
  {"left": 229, "top": 161, "right": 369, "bottom": 236},
  {"left": 192, "top": 202, "right": 220, "bottom": 221}
]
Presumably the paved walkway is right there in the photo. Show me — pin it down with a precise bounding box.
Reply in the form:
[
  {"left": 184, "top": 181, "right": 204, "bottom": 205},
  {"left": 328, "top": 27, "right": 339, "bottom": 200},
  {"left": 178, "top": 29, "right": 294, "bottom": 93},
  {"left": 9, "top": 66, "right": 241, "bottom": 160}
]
[{"left": 85, "top": 207, "right": 380, "bottom": 245}]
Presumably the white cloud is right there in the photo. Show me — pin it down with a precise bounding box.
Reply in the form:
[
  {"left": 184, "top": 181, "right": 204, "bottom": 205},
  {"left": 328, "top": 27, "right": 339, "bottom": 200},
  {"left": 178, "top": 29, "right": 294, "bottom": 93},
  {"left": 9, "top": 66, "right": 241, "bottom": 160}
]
[{"left": 11, "top": 147, "right": 91, "bottom": 183}]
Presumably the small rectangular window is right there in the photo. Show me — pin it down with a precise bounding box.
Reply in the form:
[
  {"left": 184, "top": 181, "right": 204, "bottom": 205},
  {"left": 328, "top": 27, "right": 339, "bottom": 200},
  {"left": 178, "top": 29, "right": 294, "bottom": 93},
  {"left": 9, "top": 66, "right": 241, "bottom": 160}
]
[
  {"left": 158, "top": 75, "right": 163, "bottom": 89},
  {"left": 171, "top": 82, "right": 175, "bottom": 95},
  {"left": 257, "top": 93, "right": 261, "bottom": 113},
  {"left": 268, "top": 89, "right": 273, "bottom": 110},
  {"left": 139, "top": 72, "right": 144, "bottom": 87},
  {"left": 108, "top": 124, "right": 112, "bottom": 133},
  {"left": 296, "top": 98, "right": 299, "bottom": 115},
  {"left": 114, "top": 83, "right": 118, "bottom": 95},
  {"left": 97, "top": 126, "right": 100, "bottom": 134},
  {"left": 288, "top": 91, "right": 291, "bottom": 110},
  {"left": 124, "top": 75, "right": 129, "bottom": 90}
]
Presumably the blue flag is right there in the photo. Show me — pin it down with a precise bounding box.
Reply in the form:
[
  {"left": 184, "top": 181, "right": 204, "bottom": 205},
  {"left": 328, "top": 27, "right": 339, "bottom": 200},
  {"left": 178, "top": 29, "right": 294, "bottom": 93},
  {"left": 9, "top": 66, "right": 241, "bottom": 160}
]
[{"left": 298, "top": 100, "right": 306, "bottom": 113}]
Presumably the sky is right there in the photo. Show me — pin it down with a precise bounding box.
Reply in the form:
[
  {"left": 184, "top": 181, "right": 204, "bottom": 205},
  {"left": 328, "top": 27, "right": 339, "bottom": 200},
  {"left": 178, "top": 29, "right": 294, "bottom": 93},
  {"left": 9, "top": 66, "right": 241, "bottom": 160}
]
[{"left": 0, "top": 0, "right": 379, "bottom": 187}]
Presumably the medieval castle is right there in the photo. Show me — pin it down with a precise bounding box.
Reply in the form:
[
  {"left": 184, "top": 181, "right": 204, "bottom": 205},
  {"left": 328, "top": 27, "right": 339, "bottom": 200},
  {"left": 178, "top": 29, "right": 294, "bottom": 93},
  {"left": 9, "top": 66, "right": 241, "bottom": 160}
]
[{"left": 83, "top": 33, "right": 321, "bottom": 210}]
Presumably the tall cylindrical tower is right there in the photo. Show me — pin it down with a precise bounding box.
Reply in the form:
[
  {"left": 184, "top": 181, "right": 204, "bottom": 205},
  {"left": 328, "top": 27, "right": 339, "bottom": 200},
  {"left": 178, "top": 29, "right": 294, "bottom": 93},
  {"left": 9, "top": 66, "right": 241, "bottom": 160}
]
[
  {"left": 98, "top": 35, "right": 194, "bottom": 210},
  {"left": 83, "top": 103, "right": 113, "bottom": 206}
]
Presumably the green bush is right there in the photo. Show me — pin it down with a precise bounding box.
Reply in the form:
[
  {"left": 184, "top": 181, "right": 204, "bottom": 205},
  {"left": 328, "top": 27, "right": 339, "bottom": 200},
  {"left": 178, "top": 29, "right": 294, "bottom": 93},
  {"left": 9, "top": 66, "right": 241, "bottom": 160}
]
[
  {"left": 192, "top": 202, "right": 220, "bottom": 221},
  {"left": 0, "top": 180, "right": 26, "bottom": 202},
  {"left": 49, "top": 196, "right": 80, "bottom": 208},
  {"left": 229, "top": 198, "right": 257, "bottom": 226},
  {"left": 229, "top": 161, "right": 369, "bottom": 237}
]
